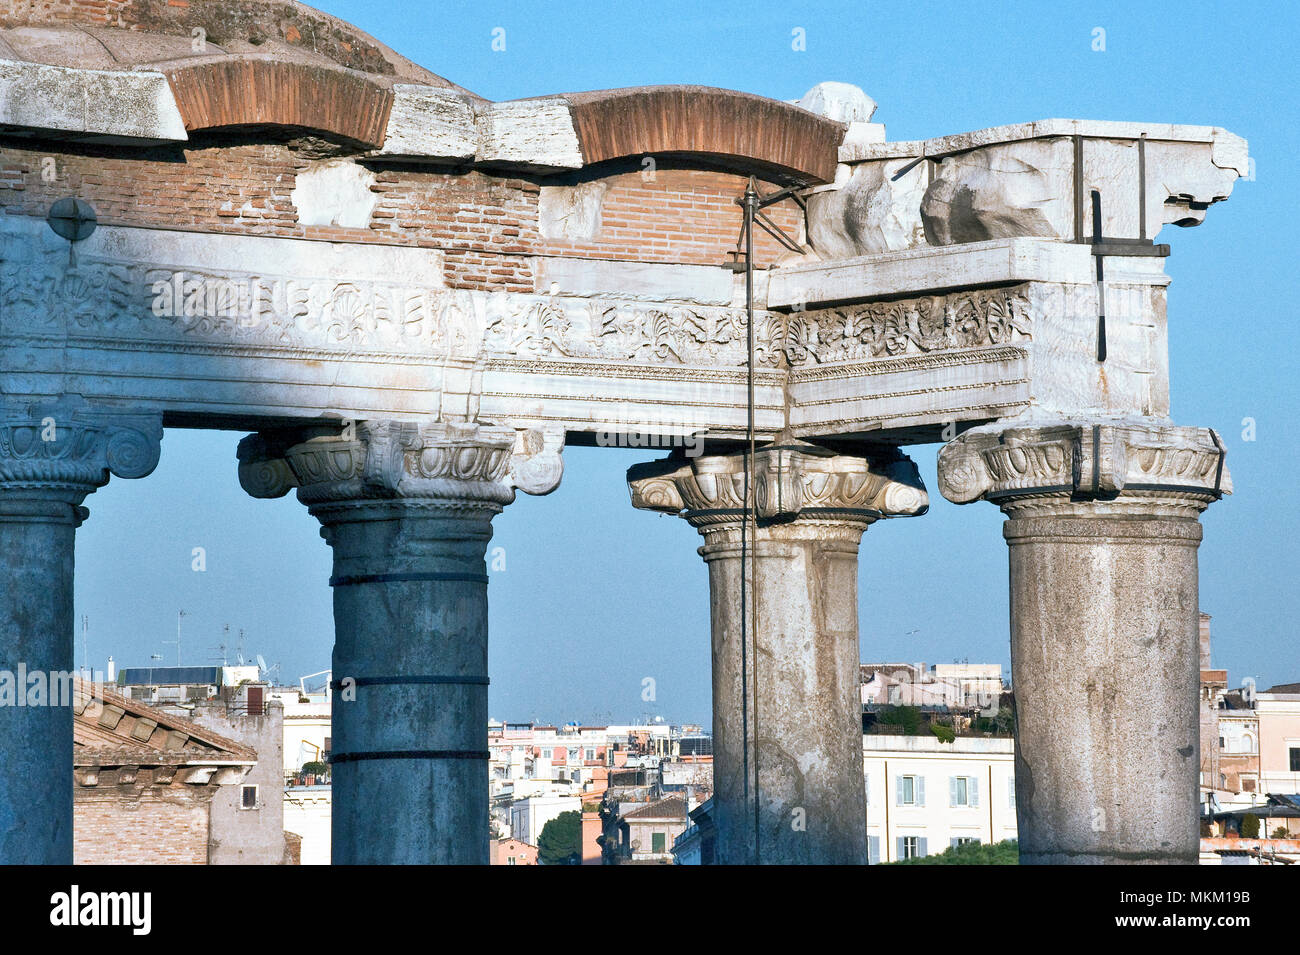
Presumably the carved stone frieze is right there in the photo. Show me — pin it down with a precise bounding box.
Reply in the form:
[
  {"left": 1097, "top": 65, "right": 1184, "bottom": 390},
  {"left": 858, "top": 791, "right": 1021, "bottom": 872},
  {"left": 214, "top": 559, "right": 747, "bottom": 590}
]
[
  {"left": 1, "top": 237, "right": 1031, "bottom": 373},
  {"left": 783, "top": 285, "right": 1031, "bottom": 365}
]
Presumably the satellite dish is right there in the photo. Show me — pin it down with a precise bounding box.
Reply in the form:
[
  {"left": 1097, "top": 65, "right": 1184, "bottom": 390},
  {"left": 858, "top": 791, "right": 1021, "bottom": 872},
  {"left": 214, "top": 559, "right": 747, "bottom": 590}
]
[{"left": 256, "top": 654, "right": 267, "bottom": 674}]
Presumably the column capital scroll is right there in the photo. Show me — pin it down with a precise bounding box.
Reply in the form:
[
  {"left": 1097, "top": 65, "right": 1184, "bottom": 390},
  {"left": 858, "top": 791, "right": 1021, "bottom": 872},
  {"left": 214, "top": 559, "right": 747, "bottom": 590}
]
[
  {"left": 628, "top": 440, "right": 928, "bottom": 529},
  {"left": 0, "top": 399, "right": 162, "bottom": 513},
  {"left": 937, "top": 420, "right": 1230, "bottom": 516},
  {"left": 237, "top": 419, "right": 564, "bottom": 511}
]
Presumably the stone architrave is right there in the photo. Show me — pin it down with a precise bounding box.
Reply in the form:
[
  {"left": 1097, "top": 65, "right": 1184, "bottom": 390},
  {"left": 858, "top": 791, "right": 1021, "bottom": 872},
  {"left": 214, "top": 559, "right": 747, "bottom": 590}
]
[
  {"left": 628, "top": 441, "right": 927, "bottom": 864},
  {"left": 0, "top": 399, "right": 162, "bottom": 863},
  {"left": 937, "top": 420, "right": 1229, "bottom": 864},
  {"left": 238, "top": 419, "right": 561, "bottom": 864}
]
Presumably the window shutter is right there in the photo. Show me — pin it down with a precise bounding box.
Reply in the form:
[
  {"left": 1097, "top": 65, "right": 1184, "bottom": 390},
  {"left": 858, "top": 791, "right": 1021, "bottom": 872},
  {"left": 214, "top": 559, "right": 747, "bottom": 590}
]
[
  {"left": 864, "top": 773, "right": 870, "bottom": 804},
  {"left": 970, "top": 776, "right": 980, "bottom": 808},
  {"left": 1009, "top": 781, "right": 1016, "bottom": 808},
  {"left": 869, "top": 835, "right": 879, "bottom": 865},
  {"left": 918, "top": 837, "right": 928, "bottom": 858},
  {"left": 916, "top": 776, "right": 925, "bottom": 807},
  {"left": 950, "top": 776, "right": 958, "bottom": 807},
  {"left": 896, "top": 837, "right": 905, "bottom": 860},
  {"left": 950, "top": 837, "right": 960, "bottom": 849},
  {"left": 896, "top": 775, "right": 904, "bottom": 806}
]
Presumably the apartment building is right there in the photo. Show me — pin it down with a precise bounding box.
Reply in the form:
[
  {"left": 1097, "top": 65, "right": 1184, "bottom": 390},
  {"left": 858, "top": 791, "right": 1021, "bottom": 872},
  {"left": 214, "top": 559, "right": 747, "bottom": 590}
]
[
  {"left": 1258, "top": 684, "right": 1300, "bottom": 795},
  {"left": 864, "top": 735, "right": 1017, "bottom": 863}
]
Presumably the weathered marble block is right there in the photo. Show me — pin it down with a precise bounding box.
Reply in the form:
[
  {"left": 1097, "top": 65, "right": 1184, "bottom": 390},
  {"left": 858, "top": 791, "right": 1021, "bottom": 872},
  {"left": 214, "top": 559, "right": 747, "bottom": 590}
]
[{"left": 812, "top": 120, "right": 1248, "bottom": 256}]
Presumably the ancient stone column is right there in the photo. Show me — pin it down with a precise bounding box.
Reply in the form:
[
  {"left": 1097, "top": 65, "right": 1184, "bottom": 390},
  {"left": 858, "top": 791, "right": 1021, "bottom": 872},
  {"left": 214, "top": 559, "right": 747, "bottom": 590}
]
[
  {"left": 937, "top": 421, "right": 1229, "bottom": 864},
  {"left": 0, "top": 400, "right": 162, "bottom": 863},
  {"left": 239, "top": 420, "right": 561, "bottom": 864},
  {"left": 629, "top": 441, "right": 927, "bottom": 864}
]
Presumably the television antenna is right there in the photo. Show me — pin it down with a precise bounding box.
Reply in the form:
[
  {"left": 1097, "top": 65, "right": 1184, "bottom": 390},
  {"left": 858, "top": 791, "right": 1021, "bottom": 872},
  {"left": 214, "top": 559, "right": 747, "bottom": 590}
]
[
  {"left": 256, "top": 654, "right": 281, "bottom": 683},
  {"left": 163, "top": 609, "right": 186, "bottom": 666}
]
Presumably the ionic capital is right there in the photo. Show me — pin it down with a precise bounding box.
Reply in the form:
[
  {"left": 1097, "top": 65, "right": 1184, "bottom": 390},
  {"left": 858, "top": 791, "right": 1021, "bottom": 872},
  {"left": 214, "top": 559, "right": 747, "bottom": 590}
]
[
  {"left": 0, "top": 399, "right": 162, "bottom": 513},
  {"left": 936, "top": 420, "right": 1230, "bottom": 516},
  {"left": 237, "top": 420, "right": 563, "bottom": 513},
  {"left": 628, "top": 441, "right": 928, "bottom": 530}
]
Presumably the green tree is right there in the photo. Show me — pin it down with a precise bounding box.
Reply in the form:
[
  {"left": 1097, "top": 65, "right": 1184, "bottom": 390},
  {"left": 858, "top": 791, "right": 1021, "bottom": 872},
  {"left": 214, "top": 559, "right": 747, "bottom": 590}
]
[
  {"left": 1239, "top": 814, "right": 1260, "bottom": 838},
  {"left": 887, "top": 839, "right": 1019, "bottom": 865},
  {"left": 930, "top": 722, "right": 956, "bottom": 744},
  {"left": 876, "top": 705, "right": 923, "bottom": 735},
  {"left": 537, "top": 810, "right": 583, "bottom": 865}
]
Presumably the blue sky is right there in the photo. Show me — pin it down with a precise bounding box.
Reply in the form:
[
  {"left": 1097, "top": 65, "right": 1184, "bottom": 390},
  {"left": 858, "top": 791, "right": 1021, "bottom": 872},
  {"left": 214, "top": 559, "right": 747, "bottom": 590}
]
[{"left": 74, "top": 1, "right": 1298, "bottom": 723}]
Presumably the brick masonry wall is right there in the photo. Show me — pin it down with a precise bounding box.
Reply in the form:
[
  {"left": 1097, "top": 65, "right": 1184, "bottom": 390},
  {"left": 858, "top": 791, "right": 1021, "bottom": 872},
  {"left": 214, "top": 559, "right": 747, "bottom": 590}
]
[
  {"left": 1, "top": 137, "right": 804, "bottom": 292},
  {"left": 74, "top": 789, "right": 212, "bottom": 864}
]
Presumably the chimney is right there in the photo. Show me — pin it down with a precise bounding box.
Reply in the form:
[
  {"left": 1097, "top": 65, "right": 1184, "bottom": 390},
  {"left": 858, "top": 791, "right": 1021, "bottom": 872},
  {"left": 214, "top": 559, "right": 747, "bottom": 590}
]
[
  {"left": 106, "top": 655, "right": 115, "bottom": 683},
  {"left": 1198, "top": 613, "right": 1212, "bottom": 670}
]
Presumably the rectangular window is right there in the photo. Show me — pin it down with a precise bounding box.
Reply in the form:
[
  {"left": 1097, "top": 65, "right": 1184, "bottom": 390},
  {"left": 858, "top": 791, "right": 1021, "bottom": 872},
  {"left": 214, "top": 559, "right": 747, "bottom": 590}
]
[
  {"left": 1290, "top": 747, "right": 1300, "bottom": 772},
  {"left": 951, "top": 836, "right": 979, "bottom": 849},
  {"left": 240, "top": 784, "right": 258, "bottom": 810},
  {"left": 868, "top": 835, "right": 880, "bottom": 865},
  {"left": 652, "top": 832, "right": 666, "bottom": 853},
  {"left": 897, "top": 835, "right": 927, "bottom": 860},
  {"left": 949, "top": 775, "right": 979, "bottom": 808},
  {"left": 896, "top": 774, "right": 924, "bottom": 806}
]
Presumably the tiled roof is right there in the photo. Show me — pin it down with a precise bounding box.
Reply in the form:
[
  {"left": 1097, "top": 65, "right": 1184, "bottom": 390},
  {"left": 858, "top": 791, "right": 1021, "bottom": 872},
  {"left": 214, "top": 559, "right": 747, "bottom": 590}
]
[
  {"left": 73, "top": 678, "right": 256, "bottom": 766},
  {"left": 622, "top": 796, "right": 688, "bottom": 821}
]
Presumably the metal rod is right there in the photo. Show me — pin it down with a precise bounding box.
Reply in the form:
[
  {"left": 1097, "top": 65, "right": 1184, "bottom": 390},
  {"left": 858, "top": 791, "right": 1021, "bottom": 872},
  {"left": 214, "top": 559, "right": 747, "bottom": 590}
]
[
  {"left": 1073, "top": 135, "right": 1085, "bottom": 243},
  {"left": 754, "top": 209, "right": 804, "bottom": 253},
  {"left": 1138, "top": 133, "right": 1148, "bottom": 241},
  {"left": 741, "top": 178, "right": 758, "bottom": 865},
  {"left": 1092, "top": 190, "right": 1107, "bottom": 362}
]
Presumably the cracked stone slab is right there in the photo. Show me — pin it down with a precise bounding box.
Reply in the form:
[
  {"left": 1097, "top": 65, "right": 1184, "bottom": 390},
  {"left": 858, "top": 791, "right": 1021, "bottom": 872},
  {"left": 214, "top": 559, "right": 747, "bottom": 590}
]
[{"left": 0, "top": 60, "right": 187, "bottom": 142}]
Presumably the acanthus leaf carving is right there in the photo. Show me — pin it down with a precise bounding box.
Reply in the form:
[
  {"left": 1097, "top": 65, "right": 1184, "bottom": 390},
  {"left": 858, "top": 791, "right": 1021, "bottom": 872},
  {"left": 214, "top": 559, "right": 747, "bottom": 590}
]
[{"left": 787, "top": 285, "right": 1032, "bottom": 364}]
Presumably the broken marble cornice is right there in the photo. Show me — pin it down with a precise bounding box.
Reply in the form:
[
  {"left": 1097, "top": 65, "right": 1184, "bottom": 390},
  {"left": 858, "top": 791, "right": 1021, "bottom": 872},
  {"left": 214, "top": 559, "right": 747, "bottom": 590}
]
[
  {"left": 375, "top": 88, "right": 585, "bottom": 170},
  {"left": 791, "top": 81, "right": 878, "bottom": 124},
  {"left": 767, "top": 237, "right": 1101, "bottom": 307},
  {"left": 474, "top": 98, "right": 585, "bottom": 171},
  {"left": 838, "top": 119, "right": 1248, "bottom": 170},
  {"left": 374, "top": 84, "right": 478, "bottom": 161},
  {"left": 0, "top": 59, "right": 187, "bottom": 143},
  {"left": 808, "top": 119, "right": 1249, "bottom": 256}
]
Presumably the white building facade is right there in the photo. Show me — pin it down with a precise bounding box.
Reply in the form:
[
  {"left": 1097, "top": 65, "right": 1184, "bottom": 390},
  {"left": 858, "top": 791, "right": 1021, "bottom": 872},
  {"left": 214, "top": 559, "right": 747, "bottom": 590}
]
[
  {"left": 509, "top": 794, "right": 582, "bottom": 847},
  {"left": 864, "top": 736, "right": 1017, "bottom": 863}
]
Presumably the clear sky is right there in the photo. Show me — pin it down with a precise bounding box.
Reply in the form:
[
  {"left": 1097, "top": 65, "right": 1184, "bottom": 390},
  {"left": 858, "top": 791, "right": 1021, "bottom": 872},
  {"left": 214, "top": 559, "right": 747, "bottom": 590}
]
[{"left": 73, "top": 0, "right": 1299, "bottom": 725}]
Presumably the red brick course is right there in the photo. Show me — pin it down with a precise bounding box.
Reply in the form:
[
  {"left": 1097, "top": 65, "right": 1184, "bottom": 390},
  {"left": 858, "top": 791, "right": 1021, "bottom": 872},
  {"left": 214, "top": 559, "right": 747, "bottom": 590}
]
[
  {"left": 1, "top": 137, "right": 803, "bottom": 291},
  {"left": 74, "top": 790, "right": 211, "bottom": 864}
]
